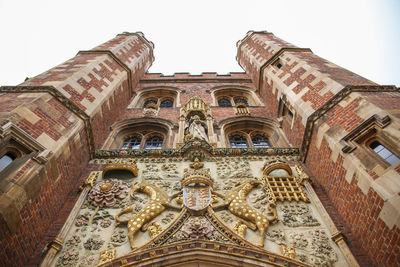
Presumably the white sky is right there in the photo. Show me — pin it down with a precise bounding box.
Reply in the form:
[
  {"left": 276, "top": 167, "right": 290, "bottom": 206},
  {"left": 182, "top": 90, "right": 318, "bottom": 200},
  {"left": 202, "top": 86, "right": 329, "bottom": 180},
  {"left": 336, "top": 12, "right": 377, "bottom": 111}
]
[{"left": 0, "top": 0, "right": 399, "bottom": 86}]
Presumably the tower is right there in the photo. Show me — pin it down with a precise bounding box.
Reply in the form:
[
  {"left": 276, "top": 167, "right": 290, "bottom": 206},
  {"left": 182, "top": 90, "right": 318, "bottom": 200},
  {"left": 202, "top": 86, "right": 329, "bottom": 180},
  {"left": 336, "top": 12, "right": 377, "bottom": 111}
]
[{"left": 0, "top": 31, "right": 399, "bottom": 267}]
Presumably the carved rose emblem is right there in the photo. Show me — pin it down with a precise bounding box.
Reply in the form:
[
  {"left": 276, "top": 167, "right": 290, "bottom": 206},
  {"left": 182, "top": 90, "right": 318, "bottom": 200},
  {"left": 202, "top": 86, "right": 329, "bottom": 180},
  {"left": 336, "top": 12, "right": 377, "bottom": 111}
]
[
  {"left": 177, "top": 217, "right": 216, "bottom": 240},
  {"left": 88, "top": 179, "right": 128, "bottom": 207}
]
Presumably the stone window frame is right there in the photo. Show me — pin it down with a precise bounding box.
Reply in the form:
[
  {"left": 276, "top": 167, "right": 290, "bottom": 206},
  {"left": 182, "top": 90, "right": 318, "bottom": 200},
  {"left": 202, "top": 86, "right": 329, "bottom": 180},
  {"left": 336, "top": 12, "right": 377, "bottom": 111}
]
[
  {"left": 0, "top": 122, "right": 50, "bottom": 167},
  {"left": 102, "top": 118, "right": 176, "bottom": 150},
  {"left": 0, "top": 122, "right": 51, "bottom": 233},
  {"left": 120, "top": 132, "right": 165, "bottom": 150},
  {"left": 277, "top": 95, "right": 295, "bottom": 129},
  {"left": 227, "top": 129, "right": 272, "bottom": 148},
  {"left": 211, "top": 86, "right": 263, "bottom": 107},
  {"left": 128, "top": 87, "right": 180, "bottom": 109},
  {"left": 341, "top": 114, "right": 399, "bottom": 169}
]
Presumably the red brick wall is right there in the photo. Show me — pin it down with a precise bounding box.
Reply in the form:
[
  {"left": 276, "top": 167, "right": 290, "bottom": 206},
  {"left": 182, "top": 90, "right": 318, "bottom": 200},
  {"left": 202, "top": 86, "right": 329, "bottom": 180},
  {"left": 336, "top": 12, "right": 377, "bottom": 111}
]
[
  {"left": 306, "top": 134, "right": 400, "bottom": 267},
  {"left": 0, "top": 128, "right": 90, "bottom": 266}
]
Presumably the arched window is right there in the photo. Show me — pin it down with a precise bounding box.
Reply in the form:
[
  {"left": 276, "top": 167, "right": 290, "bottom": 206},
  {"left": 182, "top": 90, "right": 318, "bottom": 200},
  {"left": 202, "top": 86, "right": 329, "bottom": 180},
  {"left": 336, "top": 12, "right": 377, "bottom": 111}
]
[
  {"left": 159, "top": 99, "right": 173, "bottom": 108},
  {"left": 144, "top": 136, "right": 163, "bottom": 149},
  {"left": 0, "top": 152, "right": 16, "bottom": 172},
  {"left": 121, "top": 137, "right": 141, "bottom": 150},
  {"left": 229, "top": 135, "right": 248, "bottom": 148},
  {"left": 252, "top": 134, "right": 271, "bottom": 148},
  {"left": 370, "top": 141, "right": 400, "bottom": 165},
  {"left": 143, "top": 99, "right": 157, "bottom": 108},
  {"left": 218, "top": 99, "right": 232, "bottom": 107},
  {"left": 234, "top": 98, "right": 249, "bottom": 106}
]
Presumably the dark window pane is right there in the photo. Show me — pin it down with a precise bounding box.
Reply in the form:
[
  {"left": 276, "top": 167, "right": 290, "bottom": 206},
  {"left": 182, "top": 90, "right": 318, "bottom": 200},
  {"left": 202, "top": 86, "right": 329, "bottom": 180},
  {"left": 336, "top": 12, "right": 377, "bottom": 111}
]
[
  {"left": 0, "top": 153, "right": 15, "bottom": 172},
  {"left": 160, "top": 100, "right": 173, "bottom": 108},
  {"left": 218, "top": 99, "right": 232, "bottom": 107},
  {"left": 121, "top": 137, "right": 141, "bottom": 150},
  {"left": 234, "top": 99, "right": 248, "bottom": 106},
  {"left": 145, "top": 136, "right": 163, "bottom": 149},
  {"left": 143, "top": 100, "right": 157, "bottom": 108},
  {"left": 230, "top": 135, "right": 248, "bottom": 148},
  {"left": 252, "top": 134, "right": 271, "bottom": 147}
]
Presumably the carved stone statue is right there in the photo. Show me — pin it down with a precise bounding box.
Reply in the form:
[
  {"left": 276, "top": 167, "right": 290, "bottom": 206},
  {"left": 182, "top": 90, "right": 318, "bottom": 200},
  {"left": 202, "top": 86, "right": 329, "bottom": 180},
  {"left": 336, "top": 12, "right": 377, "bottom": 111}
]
[{"left": 185, "top": 115, "right": 209, "bottom": 142}]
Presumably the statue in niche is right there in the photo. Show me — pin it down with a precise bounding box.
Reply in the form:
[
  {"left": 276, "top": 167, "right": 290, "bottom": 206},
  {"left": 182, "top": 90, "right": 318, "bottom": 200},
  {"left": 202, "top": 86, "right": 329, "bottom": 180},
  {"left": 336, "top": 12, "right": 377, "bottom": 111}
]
[{"left": 184, "top": 115, "right": 209, "bottom": 142}]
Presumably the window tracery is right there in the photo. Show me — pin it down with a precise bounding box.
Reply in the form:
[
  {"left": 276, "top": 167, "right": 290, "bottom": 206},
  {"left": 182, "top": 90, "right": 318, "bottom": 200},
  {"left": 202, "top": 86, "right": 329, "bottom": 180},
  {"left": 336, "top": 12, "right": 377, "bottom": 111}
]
[
  {"left": 144, "top": 136, "right": 163, "bottom": 149},
  {"left": 212, "top": 87, "right": 262, "bottom": 107},
  {"left": 129, "top": 87, "right": 179, "bottom": 109},
  {"left": 228, "top": 131, "right": 271, "bottom": 148},
  {"left": 252, "top": 134, "right": 271, "bottom": 148},
  {"left": 218, "top": 98, "right": 232, "bottom": 107},
  {"left": 120, "top": 134, "right": 164, "bottom": 150},
  {"left": 229, "top": 134, "right": 248, "bottom": 148}
]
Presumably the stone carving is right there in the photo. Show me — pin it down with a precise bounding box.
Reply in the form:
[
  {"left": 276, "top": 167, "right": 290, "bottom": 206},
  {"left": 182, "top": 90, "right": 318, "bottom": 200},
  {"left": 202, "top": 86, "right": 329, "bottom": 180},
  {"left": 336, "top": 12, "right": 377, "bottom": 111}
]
[
  {"left": 161, "top": 163, "right": 179, "bottom": 178},
  {"left": 97, "top": 248, "right": 116, "bottom": 265},
  {"left": 143, "top": 105, "right": 158, "bottom": 117},
  {"left": 214, "top": 178, "right": 277, "bottom": 247},
  {"left": 216, "top": 158, "right": 253, "bottom": 179},
  {"left": 83, "top": 236, "right": 104, "bottom": 250},
  {"left": 88, "top": 179, "right": 129, "bottom": 207},
  {"left": 95, "top": 147, "right": 301, "bottom": 159},
  {"left": 309, "top": 230, "right": 338, "bottom": 266},
  {"left": 55, "top": 250, "right": 79, "bottom": 267},
  {"left": 280, "top": 245, "right": 297, "bottom": 259},
  {"left": 75, "top": 212, "right": 89, "bottom": 227},
  {"left": 218, "top": 210, "right": 234, "bottom": 224},
  {"left": 266, "top": 229, "right": 286, "bottom": 245},
  {"left": 142, "top": 164, "right": 160, "bottom": 180},
  {"left": 65, "top": 235, "right": 81, "bottom": 248},
  {"left": 288, "top": 232, "right": 308, "bottom": 248},
  {"left": 109, "top": 228, "right": 128, "bottom": 247},
  {"left": 281, "top": 203, "right": 320, "bottom": 227},
  {"left": 115, "top": 180, "right": 179, "bottom": 249},
  {"left": 175, "top": 217, "right": 219, "bottom": 240},
  {"left": 147, "top": 222, "right": 163, "bottom": 238},
  {"left": 78, "top": 253, "right": 96, "bottom": 266},
  {"left": 79, "top": 171, "right": 99, "bottom": 190},
  {"left": 233, "top": 220, "right": 248, "bottom": 238},
  {"left": 161, "top": 212, "right": 175, "bottom": 224},
  {"left": 185, "top": 115, "right": 209, "bottom": 142}
]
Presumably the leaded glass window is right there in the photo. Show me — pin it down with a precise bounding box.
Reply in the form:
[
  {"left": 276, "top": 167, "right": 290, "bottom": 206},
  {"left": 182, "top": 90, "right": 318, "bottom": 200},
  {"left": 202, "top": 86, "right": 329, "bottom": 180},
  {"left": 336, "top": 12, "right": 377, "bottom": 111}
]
[
  {"left": 143, "top": 100, "right": 157, "bottom": 108},
  {"left": 160, "top": 99, "right": 173, "bottom": 108},
  {"left": 230, "top": 135, "right": 248, "bottom": 148},
  {"left": 218, "top": 99, "right": 232, "bottom": 107},
  {"left": 121, "top": 137, "right": 141, "bottom": 150},
  {"left": 144, "top": 136, "right": 163, "bottom": 149},
  {"left": 252, "top": 134, "right": 271, "bottom": 148},
  {"left": 234, "top": 98, "right": 249, "bottom": 106}
]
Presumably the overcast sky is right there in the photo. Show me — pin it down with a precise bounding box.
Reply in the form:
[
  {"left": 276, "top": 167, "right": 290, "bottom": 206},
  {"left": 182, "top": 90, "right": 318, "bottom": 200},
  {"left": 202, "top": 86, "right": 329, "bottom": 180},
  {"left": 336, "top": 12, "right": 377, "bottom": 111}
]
[{"left": 0, "top": 0, "right": 399, "bottom": 86}]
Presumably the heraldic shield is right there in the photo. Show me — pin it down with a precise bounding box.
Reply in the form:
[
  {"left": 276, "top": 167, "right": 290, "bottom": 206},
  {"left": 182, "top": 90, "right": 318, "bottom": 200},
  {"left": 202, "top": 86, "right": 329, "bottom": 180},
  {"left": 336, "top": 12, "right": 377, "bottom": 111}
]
[{"left": 183, "top": 183, "right": 212, "bottom": 211}]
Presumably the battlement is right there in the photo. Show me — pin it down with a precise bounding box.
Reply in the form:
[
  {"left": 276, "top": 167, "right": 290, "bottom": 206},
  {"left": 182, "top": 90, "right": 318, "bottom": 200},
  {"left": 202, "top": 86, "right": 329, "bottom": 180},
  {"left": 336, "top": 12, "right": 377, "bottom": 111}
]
[{"left": 141, "top": 72, "right": 252, "bottom": 83}]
